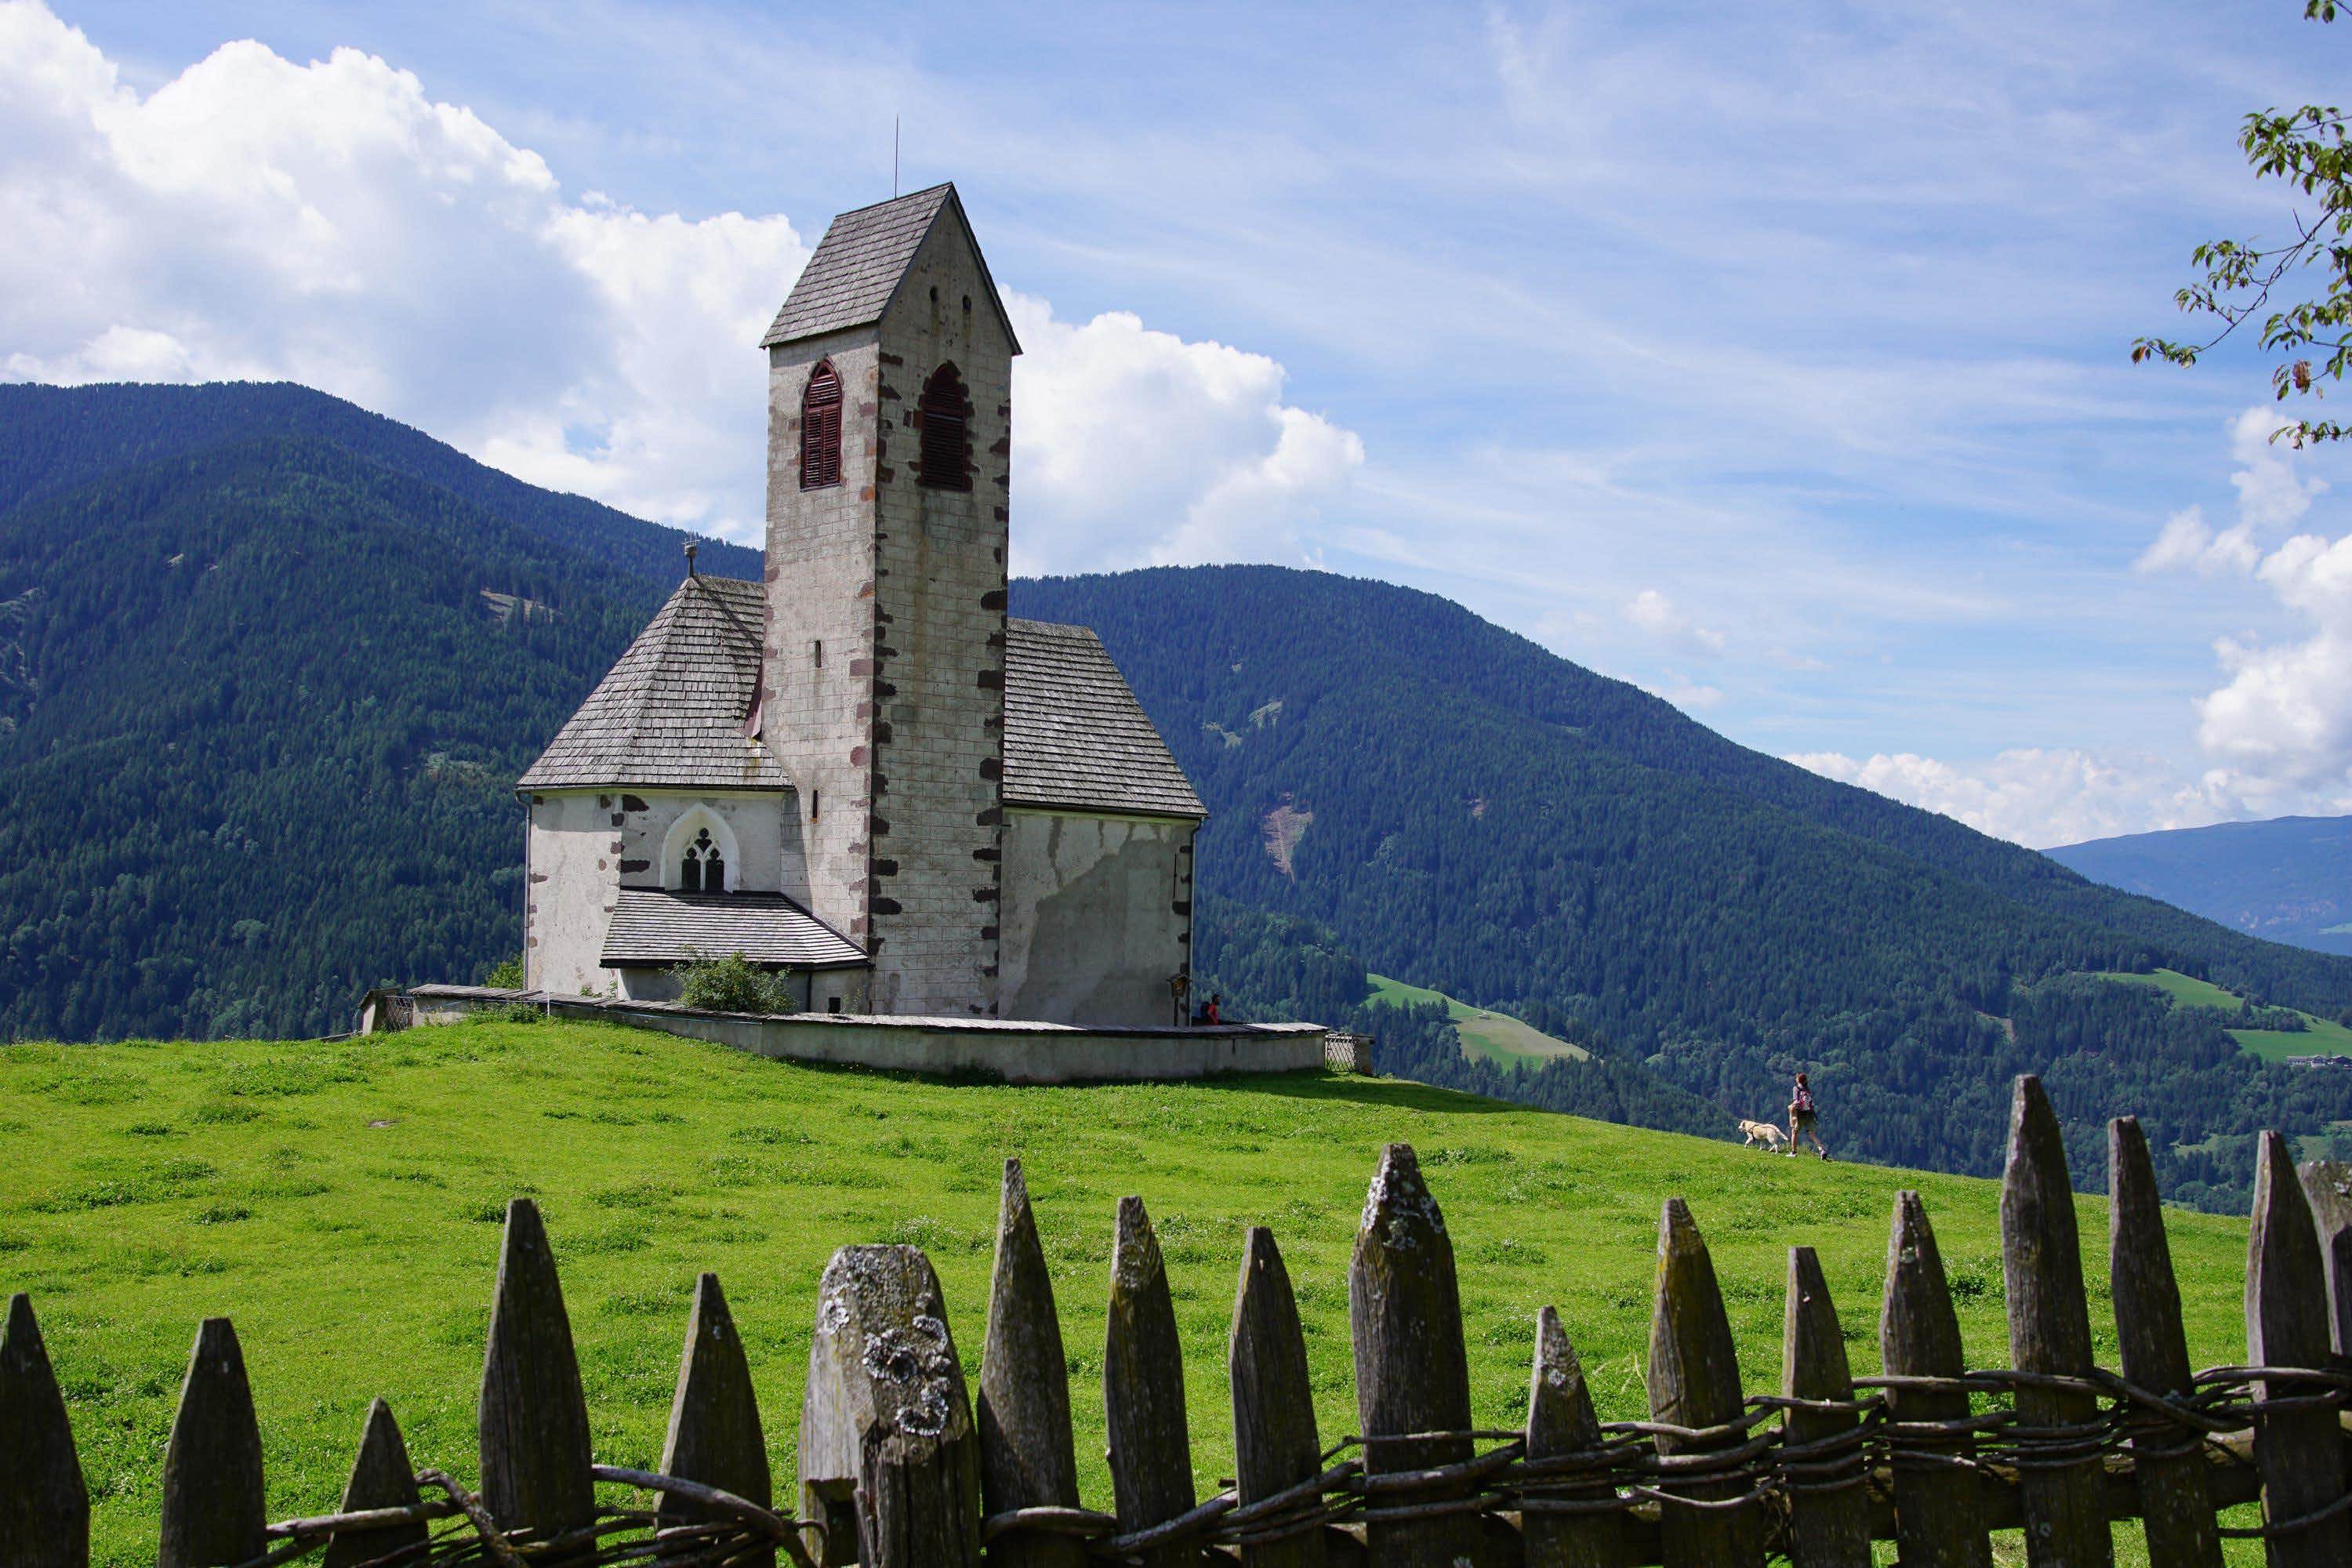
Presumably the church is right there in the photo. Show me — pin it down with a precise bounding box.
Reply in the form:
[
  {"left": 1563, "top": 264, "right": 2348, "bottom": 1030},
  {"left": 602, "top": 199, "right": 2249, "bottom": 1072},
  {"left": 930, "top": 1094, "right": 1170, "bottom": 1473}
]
[{"left": 517, "top": 185, "right": 1205, "bottom": 1028}]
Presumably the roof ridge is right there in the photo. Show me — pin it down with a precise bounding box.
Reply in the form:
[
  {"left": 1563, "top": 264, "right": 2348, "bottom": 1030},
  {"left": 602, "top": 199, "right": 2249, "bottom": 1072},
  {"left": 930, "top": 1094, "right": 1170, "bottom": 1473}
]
[{"left": 825, "top": 182, "right": 955, "bottom": 223}]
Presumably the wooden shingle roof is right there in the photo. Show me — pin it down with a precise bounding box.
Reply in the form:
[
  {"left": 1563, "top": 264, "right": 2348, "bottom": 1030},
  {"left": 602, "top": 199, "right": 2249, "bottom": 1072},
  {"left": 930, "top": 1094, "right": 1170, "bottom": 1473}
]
[
  {"left": 760, "top": 183, "right": 1021, "bottom": 353},
  {"left": 601, "top": 889, "right": 866, "bottom": 970},
  {"left": 1004, "top": 619, "right": 1204, "bottom": 820},
  {"left": 518, "top": 575, "right": 783, "bottom": 791}
]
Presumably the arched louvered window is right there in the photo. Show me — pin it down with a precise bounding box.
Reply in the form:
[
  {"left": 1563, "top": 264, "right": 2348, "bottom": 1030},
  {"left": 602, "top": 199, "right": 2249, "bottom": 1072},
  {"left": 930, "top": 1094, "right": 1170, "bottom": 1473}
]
[
  {"left": 679, "top": 827, "right": 724, "bottom": 893},
  {"left": 918, "top": 362, "right": 971, "bottom": 491},
  {"left": 800, "top": 361, "right": 842, "bottom": 490}
]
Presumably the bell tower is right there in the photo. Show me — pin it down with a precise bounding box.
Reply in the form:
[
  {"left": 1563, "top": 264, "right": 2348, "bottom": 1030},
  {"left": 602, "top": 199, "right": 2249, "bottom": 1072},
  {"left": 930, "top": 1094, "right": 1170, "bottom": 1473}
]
[{"left": 758, "top": 184, "right": 1021, "bottom": 1016}]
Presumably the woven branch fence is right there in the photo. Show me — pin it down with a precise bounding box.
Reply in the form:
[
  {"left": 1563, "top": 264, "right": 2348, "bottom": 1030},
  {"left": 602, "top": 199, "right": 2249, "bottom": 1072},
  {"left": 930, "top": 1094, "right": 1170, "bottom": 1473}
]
[{"left": 7, "top": 1074, "right": 2352, "bottom": 1567}]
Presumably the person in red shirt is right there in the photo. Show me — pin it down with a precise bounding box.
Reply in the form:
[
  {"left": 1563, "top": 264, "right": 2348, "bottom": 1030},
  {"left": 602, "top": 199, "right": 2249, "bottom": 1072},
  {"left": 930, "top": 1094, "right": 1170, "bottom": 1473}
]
[{"left": 1788, "top": 1073, "right": 1830, "bottom": 1160}]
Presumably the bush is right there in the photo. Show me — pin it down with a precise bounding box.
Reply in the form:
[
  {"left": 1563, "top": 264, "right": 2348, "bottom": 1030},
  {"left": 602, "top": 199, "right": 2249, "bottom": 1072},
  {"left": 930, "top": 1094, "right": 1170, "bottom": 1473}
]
[
  {"left": 675, "top": 953, "right": 798, "bottom": 1015},
  {"left": 481, "top": 954, "right": 524, "bottom": 989}
]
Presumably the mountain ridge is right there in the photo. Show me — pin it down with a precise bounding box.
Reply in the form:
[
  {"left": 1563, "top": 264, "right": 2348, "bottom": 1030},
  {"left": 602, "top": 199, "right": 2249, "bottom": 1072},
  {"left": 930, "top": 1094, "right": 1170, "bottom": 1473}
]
[{"left": 2049, "top": 814, "right": 2352, "bottom": 957}]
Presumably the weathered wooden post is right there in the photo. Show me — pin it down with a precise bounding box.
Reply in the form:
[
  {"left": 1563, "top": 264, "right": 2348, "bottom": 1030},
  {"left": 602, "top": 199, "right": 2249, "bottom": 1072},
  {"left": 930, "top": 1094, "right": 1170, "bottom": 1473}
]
[
  {"left": 1879, "top": 1191, "right": 1991, "bottom": 1568},
  {"left": 1780, "top": 1248, "right": 1868, "bottom": 1568},
  {"left": 1999, "top": 1076, "right": 2110, "bottom": 1566},
  {"left": 322, "top": 1399, "right": 429, "bottom": 1568},
  {"left": 2248, "top": 1131, "right": 2352, "bottom": 1566},
  {"left": 2107, "top": 1118, "right": 2221, "bottom": 1568},
  {"left": 1351, "top": 1142, "right": 1486, "bottom": 1567},
  {"left": 478, "top": 1197, "right": 597, "bottom": 1552},
  {"left": 1646, "top": 1199, "right": 1761, "bottom": 1566},
  {"left": 977, "top": 1158, "right": 1085, "bottom": 1568},
  {"left": 800, "top": 1244, "right": 981, "bottom": 1568},
  {"left": 659, "top": 1272, "right": 773, "bottom": 1565},
  {"left": 157, "top": 1317, "right": 266, "bottom": 1568},
  {"left": 1230, "top": 1225, "right": 1328, "bottom": 1568},
  {"left": 0, "top": 1293, "right": 89, "bottom": 1568},
  {"left": 2296, "top": 1158, "right": 2352, "bottom": 1363},
  {"left": 1105, "top": 1196, "right": 1196, "bottom": 1568},
  {"left": 1524, "top": 1305, "right": 1626, "bottom": 1568}
]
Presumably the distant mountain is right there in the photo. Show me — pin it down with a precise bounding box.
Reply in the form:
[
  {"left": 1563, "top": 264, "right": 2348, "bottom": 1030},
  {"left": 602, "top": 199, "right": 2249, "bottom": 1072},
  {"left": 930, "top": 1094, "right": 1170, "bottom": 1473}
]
[
  {"left": 2048, "top": 816, "right": 2352, "bottom": 957},
  {"left": 7, "top": 382, "right": 2351, "bottom": 1212},
  {"left": 1017, "top": 566, "right": 2352, "bottom": 1209}
]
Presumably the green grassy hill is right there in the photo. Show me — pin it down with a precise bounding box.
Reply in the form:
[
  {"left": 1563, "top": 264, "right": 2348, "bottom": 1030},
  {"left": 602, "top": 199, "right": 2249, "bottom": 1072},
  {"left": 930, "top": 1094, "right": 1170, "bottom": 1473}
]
[
  {"left": 1367, "top": 971, "right": 1589, "bottom": 1064},
  {"left": 0, "top": 1022, "right": 2261, "bottom": 1565},
  {"left": 2096, "top": 967, "right": 2352, "bottom": 1062}
]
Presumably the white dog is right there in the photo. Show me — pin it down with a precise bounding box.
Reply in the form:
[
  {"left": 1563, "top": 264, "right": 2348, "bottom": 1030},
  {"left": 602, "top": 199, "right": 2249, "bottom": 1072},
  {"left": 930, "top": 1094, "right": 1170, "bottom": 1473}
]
[{"left": 1739, "top": 1118, "right": 1789, "bottom": 1152}]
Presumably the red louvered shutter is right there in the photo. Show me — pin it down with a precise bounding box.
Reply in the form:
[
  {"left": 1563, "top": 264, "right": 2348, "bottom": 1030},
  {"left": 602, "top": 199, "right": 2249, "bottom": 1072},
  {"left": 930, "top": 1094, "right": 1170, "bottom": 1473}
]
[
  {"left": 918, "top": 363, "right": 971, "bottom": 491},
  {"left": 800, "top": 361, "right": 842, "bottom": 489}
]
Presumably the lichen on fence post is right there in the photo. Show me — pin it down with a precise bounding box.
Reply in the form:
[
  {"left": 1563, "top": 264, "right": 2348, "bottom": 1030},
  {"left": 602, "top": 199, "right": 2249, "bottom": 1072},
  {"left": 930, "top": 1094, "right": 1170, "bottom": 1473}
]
[
  {"left": 2107, "top": 1117, "right": 2221, "bottom": 1568},
  {"left": 157, "top": 1317, "right": 266, "bottom": 1568},
  {"left": 1999, "top": 1076, "right": 2110, "bottom": 1567},
  {"left": 0, "top": 1292, "right": 89, "bottom": 1568},
  {"left": 1524, "top": 1304, "right": 1627, "bottom": 1568},
  {"left": 977, "top": 1157, "right": 1086, "bottom": 1568},
  {"left": 799, "top": 1243, "right": 980, "bottom": 1568},
  {"left": 1646, "top": 1198, "right": 1761, "bottom": 1566},
  {"left": 1350, "top": 1142, "right": 1488, "bottom": 1567}
]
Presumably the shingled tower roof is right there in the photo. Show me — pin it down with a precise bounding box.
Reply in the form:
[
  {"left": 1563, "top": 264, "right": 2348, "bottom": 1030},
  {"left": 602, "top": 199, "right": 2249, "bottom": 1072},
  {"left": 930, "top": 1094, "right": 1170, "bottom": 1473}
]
[
  {"left": 518, "top": 575, "right": 784, "bottom": 791},
  {"left": 760, "top": 183, "right": 1022, "bottom": 353}
]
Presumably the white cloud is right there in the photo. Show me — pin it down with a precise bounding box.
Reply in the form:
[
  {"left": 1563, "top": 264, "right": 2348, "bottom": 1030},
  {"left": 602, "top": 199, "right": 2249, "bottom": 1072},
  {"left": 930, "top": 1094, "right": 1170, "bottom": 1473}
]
[
  {"left": 1623, "top": 588, "right": 1726, "bottom": 654},
  {"left": 1005, "top": 296, "right": 1362, "bottom": 574},
  {"left": 0, "top": 2, "right": 1357, "bottom": 561},
  {"left": 2134, "top": 506, "right": 2259, "bottom": 576},
  {"left": 2229, "top": 405, "right": 2326, "bottom": 529},
  {"left": 1788, "top": 747, "right": 2241, "bottom": 849}
]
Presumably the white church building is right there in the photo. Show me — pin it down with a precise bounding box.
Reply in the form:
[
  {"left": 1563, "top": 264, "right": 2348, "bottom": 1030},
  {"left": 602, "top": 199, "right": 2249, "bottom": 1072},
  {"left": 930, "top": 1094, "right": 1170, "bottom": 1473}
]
[{"left": 517, "top": 185, "right": 1205, "bottom": 1028}]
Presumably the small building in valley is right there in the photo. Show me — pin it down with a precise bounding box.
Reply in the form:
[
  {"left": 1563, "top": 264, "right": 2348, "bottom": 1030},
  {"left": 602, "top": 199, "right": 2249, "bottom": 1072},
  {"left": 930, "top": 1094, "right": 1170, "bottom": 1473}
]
[{"left": 518, "top": 185, "right": 1205, "bottom": 1026}]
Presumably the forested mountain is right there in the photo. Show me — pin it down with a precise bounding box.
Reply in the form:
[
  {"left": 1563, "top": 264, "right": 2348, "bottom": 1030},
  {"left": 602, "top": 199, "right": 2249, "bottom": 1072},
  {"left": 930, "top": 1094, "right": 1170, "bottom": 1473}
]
[
  {"left": 9, "top": 382, "right": 2351, "bottom": 1211},
  {"left": 1016, "top": 567, "right": 2352, "bottom": 1210},
  {"left": 2049, "top": 816, "right": 2352, "bottom": 957}
]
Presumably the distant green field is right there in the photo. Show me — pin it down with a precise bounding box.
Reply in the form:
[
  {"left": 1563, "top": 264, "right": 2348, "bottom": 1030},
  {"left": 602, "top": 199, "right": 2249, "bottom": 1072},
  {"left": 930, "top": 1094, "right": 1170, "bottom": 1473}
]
[
  {"left": 2095, "top": 967, "right": 2352, "bottom": 1061},
  {"left": 1366, "top": 972, "right": 1590, "bottom": 1064},
  {"left": 0, "top": 1020, "right": 2265, "bottom": 1563}
]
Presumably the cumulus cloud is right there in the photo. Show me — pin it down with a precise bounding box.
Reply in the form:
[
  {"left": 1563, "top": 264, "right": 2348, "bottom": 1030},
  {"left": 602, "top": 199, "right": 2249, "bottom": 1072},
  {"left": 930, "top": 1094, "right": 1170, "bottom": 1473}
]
[
  {"left": 1788, "top": 748, "right": 2242, "bottom": 849},
  {"left": 0, "top": 2, "right": 1359, "bottom": 561},
  {"left": 1623, "top": 588, "right": 1726, "bottom": 654},
  {"left": 2134, "top": 506, "right": 2259, "bottom": 576},
  {"left": 1006, "top": 296, "right": 1362, "bottom": 574}
]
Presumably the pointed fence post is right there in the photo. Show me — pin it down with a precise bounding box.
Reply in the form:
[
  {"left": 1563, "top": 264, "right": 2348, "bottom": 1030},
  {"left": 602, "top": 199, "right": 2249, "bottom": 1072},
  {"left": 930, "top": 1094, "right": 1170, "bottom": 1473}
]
[
  {"left": 1350, "top": 1143, "right": 1486, "bottom": 1568},
  {"left": 1646, "top": 1199, "right": 1761, "bottom": 1566},
  {"left": 0, "top": 1294, "right": 89, "bottom": 1568},
  {"left": 1231, "top": 1225, "right": 1328, "bottom": 1568},
  {"left": 158, "top": 1317, "right": 266, "bottom": 1568},
  {"left": 799, "top": 1244, "right": 980, "bottom": 1568},
  {"left": 1780, "top": 1249, "right": 1869, "bottom": 1568},
  {"left": 2296, "top": 1159, "right": 2352, "bottom": 1363},
  {"left": 2248, "top": 1131, "right": 2352, "bottom": 1567},
  {"left": 976, "top": 1159, "right": 1085, "bottom": 1568},
  {"left": 1999, "top": 1076, "right": 2111, "bottom": 1567},
  {"left": 1105, "top": 1196, "right": 1196, "bottom": 1568},
  {"left": 2107, "top": 1118, "right": 2221, "bottom": 1568},
  {"left": 478, "top": 1197, "right": 596, "bottom": 1550},
  {"left": 323, "top": 1399, "right": 428, "bottom": 1568},
  {"left": 1879, "top": 1191, "right": 1991, "bottom": 1568},
  {"left": 660, "top": 1272, "right": 772, "bottom": 1565},
  {"left": 1524, "top": 1305, "right": 1627, "bottom": 1568}
]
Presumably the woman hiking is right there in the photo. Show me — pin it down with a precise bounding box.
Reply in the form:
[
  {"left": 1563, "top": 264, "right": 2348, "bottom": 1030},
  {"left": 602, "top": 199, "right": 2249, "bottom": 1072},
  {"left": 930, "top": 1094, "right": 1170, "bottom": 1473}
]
[{"left": 1788, "top": 1072, "right": 1830, "bottom": 1159}]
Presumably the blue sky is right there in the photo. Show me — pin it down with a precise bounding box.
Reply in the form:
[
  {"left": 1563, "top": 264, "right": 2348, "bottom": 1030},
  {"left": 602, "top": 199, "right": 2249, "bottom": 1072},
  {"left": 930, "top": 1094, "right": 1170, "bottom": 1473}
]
[{"left": 10, "top": 0, "right": 2352, "bottom": 845}]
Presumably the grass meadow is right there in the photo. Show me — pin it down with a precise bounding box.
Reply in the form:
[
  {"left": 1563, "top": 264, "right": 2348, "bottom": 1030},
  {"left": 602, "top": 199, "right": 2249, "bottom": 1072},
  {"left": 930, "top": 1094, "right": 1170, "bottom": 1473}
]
[
  {"left": 0, "top": 1019, "right": 2267, "bottom": 1564},
  {"left": 1364, "top": 971, "right": 1589, "bottom": 1065},
  {"left": 2096, "top": 966, "right": 2352, "bottom": 1062}
]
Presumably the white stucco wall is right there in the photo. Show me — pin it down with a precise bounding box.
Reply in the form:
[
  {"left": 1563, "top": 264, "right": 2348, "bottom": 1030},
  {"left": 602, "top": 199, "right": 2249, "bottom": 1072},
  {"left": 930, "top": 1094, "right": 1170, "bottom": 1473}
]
[
  {"left": 999, "top": 808, "right": 1195, "bottom": 1028},
  {"left": 525, "top": 787, "right": 804, "bottom": 996}
]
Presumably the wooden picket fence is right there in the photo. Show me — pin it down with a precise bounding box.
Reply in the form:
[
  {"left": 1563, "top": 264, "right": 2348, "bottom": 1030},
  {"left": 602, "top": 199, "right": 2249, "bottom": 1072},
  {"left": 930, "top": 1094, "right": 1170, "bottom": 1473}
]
[{"left": 5, "top": 1073, "right": 2352, "bottom": 1566}]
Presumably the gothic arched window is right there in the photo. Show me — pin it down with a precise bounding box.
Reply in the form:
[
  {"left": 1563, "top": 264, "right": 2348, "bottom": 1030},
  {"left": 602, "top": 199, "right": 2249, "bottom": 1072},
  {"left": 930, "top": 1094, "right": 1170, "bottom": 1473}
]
[
  {"left": 800, "top": 361, "right": 842, "bottom": 490},
  {"left": 918, "top": 362, "right": 970, "bottom": 491},
  {"left": 678, "top": 827, "right": 724, "bottom": 894}
]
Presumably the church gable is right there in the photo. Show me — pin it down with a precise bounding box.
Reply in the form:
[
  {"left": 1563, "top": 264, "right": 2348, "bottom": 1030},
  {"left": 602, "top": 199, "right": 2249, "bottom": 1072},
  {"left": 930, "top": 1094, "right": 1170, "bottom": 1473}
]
[
  {"left": 1003, "top": 620, "right": 1205, "bottom": 819},
  {"left": 762, "top": 183, "right": 1021, "bottom": 354}
]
